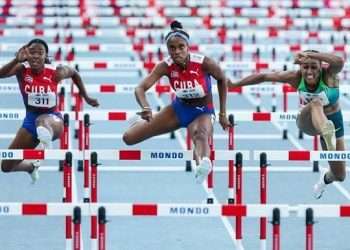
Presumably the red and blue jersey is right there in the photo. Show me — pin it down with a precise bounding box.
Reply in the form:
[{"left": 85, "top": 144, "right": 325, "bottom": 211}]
[
  {"left": 18, "top": 62, "right": 59, "bottom": 112},
  {"left": 165, "top": 53, "right": 212, "bottom": 100}
]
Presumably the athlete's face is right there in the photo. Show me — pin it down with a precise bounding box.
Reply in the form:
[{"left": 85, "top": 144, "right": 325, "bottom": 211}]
[
  {"left": 300, "top": 58, "right": 321, "bottom": 88},
  {"left": 27, "top": 43, "right": 46, "bottom": 70},
  {"left": 167, "top": 36, "right": 189, "bottom": 67}
]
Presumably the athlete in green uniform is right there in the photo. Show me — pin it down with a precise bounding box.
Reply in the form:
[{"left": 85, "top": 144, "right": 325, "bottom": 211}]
[{"left": 228, "top": 50, "right": 345, "bottom": 199}]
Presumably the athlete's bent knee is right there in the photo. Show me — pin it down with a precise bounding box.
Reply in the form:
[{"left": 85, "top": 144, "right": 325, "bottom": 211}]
[
  {"left": 334, "top": 172, "right": 346, "bottom": 182},
  {"left": 1, "top": 161, "right": 12, "bottom": 173},
  {"left": 310, "top": 98, "right": 323, "bottom": 108},
  {"left": 122, "top": 132, "right": 135, "bottom": 145},
  {"left": 192, "top": 127, "right": 210, "bottom": 142}
]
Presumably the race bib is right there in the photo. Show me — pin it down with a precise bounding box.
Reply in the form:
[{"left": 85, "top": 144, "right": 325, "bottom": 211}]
[
  {"left": 28, "top": 92, "right": 57, "bottom": 108},
  {"left": 299, "top": 91, "right": 329, "bottom": 106},
  {"left": 175, "top": 86, "right": 206, "bottom": 99}
]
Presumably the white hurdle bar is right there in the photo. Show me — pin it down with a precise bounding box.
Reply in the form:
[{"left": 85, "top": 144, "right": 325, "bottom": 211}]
[
  {"left": 0, "top": 149, "right": 249, "bottom": 161},
  {"left": 1, "top": 202, "right": 349, "bottom": 250},
  {"left": 0, "top": 149, "right": 79, "bottom": 160},
  {"left": 88, "top": 149, "right": 249, "bottom": 161},
  {"left": 254, "top": 150, "right": 350, "bottom": 161},
  {"left": 1, "top": 202, "right": 349, "bottom": 218},
  {"left": 4, "top": 149, "right": 350, "bottom": 162},
  {"left": 3, "top": 109, "right": 350, "bottom": 122}
]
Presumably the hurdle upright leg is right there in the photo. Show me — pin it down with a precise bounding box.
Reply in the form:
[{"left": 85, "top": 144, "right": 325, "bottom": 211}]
[
  {"left": 73, "top": 207, "right": 81, "bottom": 250},
  {"left": 91, "top": 152, "right": 98, "bottom": 250},
  {"left": 305, "top": 208, "right": 314, "bottom": 250},
  {"left": 272, "top": 208, "right": 281, "bottom": 250},
  {"left": 98, "top": 207, "right": 107, "bottom": 250},
  {"left": 260, "top": 153, "right": 267, "bottom": 250},
  {"left": 83, "top": 114, "right": 90, "bottom": 202},
  {"left": 235, "top": 153, "right": 244, "bottom": 250},
  {"left": 228, "top": 114, "right": 235, "bottom": 204},
  {"left": 64, "top": 152, "right": 73, "bottom": 250},
  {"left": 207, "top": 135, "right": 214, "bottom": 204},
  {"left": 186, "top": 128, "right": 192, "bottom": 171},
  {"left": 312, "top": 136, "right": 319, "bottom": 172}
]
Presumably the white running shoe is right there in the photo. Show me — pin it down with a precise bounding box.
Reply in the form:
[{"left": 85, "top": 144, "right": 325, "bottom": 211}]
[
  {"left": 36, "top": 126, "right": 53, "bottom": 149},
  {"left": 313, "top": 168, "right": 328, "bottom": 199},
  {"left": 29, "top": 160, "right": 40, "bottom": 184},
  {"left": 195, "top": 157, "right": 213, "bottom": 184},
  {"left": 321, "top": 120, "right": 336, "bottom": 151}
]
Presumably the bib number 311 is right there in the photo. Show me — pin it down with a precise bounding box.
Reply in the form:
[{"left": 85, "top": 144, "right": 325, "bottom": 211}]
[{"left": 28, "top": 92, "right": 56, "bottom": 108}]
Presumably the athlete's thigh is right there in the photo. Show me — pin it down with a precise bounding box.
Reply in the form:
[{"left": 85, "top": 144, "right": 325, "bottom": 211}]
[
  {"left": 36, "top": 113, "right": 64, "bottom": 139},
  {"left": 126, "top": 105, "right": 180, "bottom": 142},
  {"left": 187, "top": 114, "right": 213, "bottom": 137},
  {"left": 9, "top": 127, "right": 38, "bottom": 149},
  {"left": 297, "top": 105, "right": 317, "bottom": 136}
]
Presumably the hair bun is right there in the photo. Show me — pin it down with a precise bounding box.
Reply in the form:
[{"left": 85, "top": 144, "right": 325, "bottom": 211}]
[{"left": 170, "top": 20, "right": 183, "bottom": 30}]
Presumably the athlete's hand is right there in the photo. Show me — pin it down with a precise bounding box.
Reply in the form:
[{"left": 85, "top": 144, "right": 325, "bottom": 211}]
[
  {"left": 84, "top": 96, "right": 99, "bottom": 107},
  {"left": 294, "top": 52, "right": 310, "bottom": 65},
  {"left": 136, "top": 107, "right": 152, "bottom": 122},
  {"left": 15, "top": 46, "right": 29, "bottom": 63},
  {"left": 226, "top": 78, "right": 235, "bottom": 88},
  {"left": 219, "top": 113, "right": 231, "bottom": 131}
]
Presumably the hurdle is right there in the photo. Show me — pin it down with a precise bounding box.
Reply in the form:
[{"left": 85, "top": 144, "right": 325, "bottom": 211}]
[
  {"left": 0, "top": 149, "right": 77, "bottom": 249},
  {"left": 87, "top": 150, "right": 249, "bottom": 249},
  {"left": 54, "top": 108, "right": 345, "bottom": 204},
  {"left": 254, "top": 150, "right": 350, "bottom": 162},
  {"left": 255, "top": 150, "right": 350, "bottom": 250},
  {"left": 1, "top": 202, "right": 349, "bottom": 250}
]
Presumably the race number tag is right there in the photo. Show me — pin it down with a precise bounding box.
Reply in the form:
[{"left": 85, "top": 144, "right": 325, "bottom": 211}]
[
  {"left": 28, "top": 92, "right": 57, "bottom": 108},
  {"left": 299, "top": 91, "right": 329, "bottom": 106},
  {"left": 175, "top": 87, "right": 205, "bottom": 99}
]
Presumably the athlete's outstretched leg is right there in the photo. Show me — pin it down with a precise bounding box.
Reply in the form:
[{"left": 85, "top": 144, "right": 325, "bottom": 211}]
[
  {"left": 187, "top": 114, "right": 213, "bottom": 184},
  {"left": 1, "top": 128, "right": 39, "bottom": 173},
  {"left": 123, "top": 105, "right": 180, "bottom": 145}
]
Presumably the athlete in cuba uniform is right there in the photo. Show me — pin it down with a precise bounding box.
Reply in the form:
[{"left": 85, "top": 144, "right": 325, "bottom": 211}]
[
  {"left": 123, "top": 21, "right": 231, "bottom": 184},
  {"left": 167, "top": 53, "right": 215, "bottom": 127},
  {"left": 20, "top": 61, "right": 63, "bottom": 139},
  {"left": 0, "top": 38, "right": 99, "bottom": 182},
  {"left": 228, "top": 50, "right": 345, "bottom": 199}
]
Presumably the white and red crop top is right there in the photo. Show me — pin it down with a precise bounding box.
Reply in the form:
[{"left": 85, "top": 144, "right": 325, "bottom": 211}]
[
  {"left": 165, "top": 53, "right": 212, "bottom": 99},
  {"left": 19, "top": 62, "right": 59, "bottom": 112}
]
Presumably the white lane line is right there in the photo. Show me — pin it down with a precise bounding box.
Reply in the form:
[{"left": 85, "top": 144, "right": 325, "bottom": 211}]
[
  {"left": 245, "top": 94, "right": 350, "bottom": 201},
  {"left": 153, "top": 95, "right": 239, "bottom": 248}
]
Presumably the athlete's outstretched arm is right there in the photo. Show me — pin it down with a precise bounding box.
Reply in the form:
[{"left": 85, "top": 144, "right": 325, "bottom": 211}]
[
  {"left": 135, "top": 62, "right": 167, "bottom": 109},
  {"left": 228, "top": 70, "right": 300, "bottom": 89},
  {"left": 0, "top": 46, "right": 27, "bottom": 78},
  {"left": 55, "top": 65, "right": 99, "bottom": 107},
  {"left": 202, "top": 56, "right": 230, "bottom": 129},
  {"left": 134, "top": 62, "right": 167, "bottom": 121}
]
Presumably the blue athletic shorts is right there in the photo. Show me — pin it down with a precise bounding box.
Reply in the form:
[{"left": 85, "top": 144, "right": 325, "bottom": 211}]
[
  {"left": 326, "top": 110, "right": 344, "bottom": 138},
  {"left": 22, "top": 111, "right": 63, "bottom": 139},
  {"left": 171, "top": 98, "right": 214, "bottom": 127}
]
